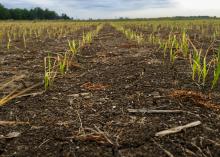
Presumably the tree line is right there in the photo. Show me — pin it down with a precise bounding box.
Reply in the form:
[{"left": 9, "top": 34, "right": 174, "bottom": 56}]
[{"left": 0, "top": 3, "right": 70, "bottom": 20}]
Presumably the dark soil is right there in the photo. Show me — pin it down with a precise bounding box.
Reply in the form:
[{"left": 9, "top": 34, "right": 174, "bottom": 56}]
[{"left": 0, "top": 24, "right": 220, "bottom": 157}]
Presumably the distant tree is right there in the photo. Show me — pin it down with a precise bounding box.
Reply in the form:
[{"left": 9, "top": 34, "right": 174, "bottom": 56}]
[
  {"left": 44, "top": 9, "right": 59, "bottom": 19},
  {"left": 0, "top": 3, "right": 70, "bottom": 20},
  {"left": 61, "top": 13, "right": 70, "bottom": 20},
  {"left": 0, "top": 4, "right": 10, "bottom": 19},
  {"left": 9, "top": 8, "right": 25, "bottom": 19}
]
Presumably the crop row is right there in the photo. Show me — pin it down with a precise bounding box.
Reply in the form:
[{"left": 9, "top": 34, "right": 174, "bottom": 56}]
[
  {"left": 112, "top": 20, "right": 220, "bottom": 89},
  {"left": 43, "top": 24, "right": 104, "bottom": 90},
  {"left": 0, "top": 21, "right": 100, "bottom": 50},
  {"left": 0, "top": 22, "right": 103, "bottom": 106}
]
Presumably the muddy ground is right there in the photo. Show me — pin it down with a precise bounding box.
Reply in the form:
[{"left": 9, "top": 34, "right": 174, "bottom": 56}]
[{"left": 0, "top": 24, "right": 220, "bottom": 157}]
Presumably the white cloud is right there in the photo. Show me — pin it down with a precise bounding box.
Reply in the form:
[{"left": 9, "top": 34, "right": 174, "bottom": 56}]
[
  {"left": 14, "top": 0, "right": 54, "bottom": 6},
  {"left": 174, "top": 0, "right": 220, "bottom": 10}
]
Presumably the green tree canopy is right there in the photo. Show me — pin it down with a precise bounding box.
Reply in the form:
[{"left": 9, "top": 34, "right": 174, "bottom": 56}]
[{"left": 0, "top": 3, "right": 70, "bottom": 20}]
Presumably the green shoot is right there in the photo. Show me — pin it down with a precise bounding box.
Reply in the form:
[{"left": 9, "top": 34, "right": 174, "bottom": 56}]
[
  {"left": 191, "top": 49, "right": 201, "bottom": 82},
  {"left": 136, "top": 33, "right": 144, "bottom": 45},
  {"left": 44, "top": 56, "right": 50, "bottom": 90},
  {"left": 188, "top": 38, "right": 201, "bottom": 82},
  {"left": 163, "top": 42, "right": 168, "bottom": 63},
  {"left": 82, "top": 32, "right": 86, "bottom": 46},
  {"left": 44, "top": 53, "right": 57, "bottom": 90},
  {"left": 86, "top": 32, "right": 92, "bottom": 44},
  {"left": 201, "top": 56, "right": 212, "bottom": 86},
  {"left": 58, "top": 52, "right": 68, "bottom": 75},
  {"left": 0, "top": 32, "right": 2, "bottom": 47},
  {"left": 212, "top": 49, "right": 220, "bottom": 89},
  {"left": 170, "top": 35, "right": 177, "bottom": 64},
  {"left": 181, "top": 30, "right": 189, "bottom": 57},
  {"left": 23, "top": 34, "right": 27, "bottom": 49},
  {"left": 68, "top": 40, "right": 78, "bottom": 55},
  {"left": 7, "top": 32, "right": 11, "bottom": 50}
]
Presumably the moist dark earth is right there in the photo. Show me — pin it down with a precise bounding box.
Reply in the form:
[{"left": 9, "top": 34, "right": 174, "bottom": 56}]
[{"left": 0, "top": 24, "right": 220, "bottom": 157}]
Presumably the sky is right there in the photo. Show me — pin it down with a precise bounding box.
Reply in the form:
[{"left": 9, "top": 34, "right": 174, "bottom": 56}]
[{"left": 1, "top": 0, "right": 220, "bottom": 19}]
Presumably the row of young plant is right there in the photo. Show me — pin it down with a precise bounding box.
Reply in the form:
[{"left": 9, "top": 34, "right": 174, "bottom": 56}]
[
  {"left": 43, "top": 24, "right": 103, "bottom": 90},
  {"left": 111, "top": 22, "right": 170, "bottom": 46},
  {"left": 111, "top": 23, "right": 146, "bottom": 45},
  {"left": 159, "top": 31, "right": 220, "bottom": 89},
  {"left": 0, "top": 21, "right": 99, "bottom": 50},
  {"left": 120, "top": 20, "right": 220, "bottom": 42},
  {"left": 112, "top": 21, "right": 220, "bottom": 89},
  {"left": 0, "top": 23, "right": 101, "bottom": 106}
]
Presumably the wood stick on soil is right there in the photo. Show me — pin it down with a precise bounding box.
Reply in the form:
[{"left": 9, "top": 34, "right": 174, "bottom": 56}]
[
  {"left": 76, "top": 110, "right": 85, "bottom": 135},
  {"left": 155, "top": 121, "right": 201, "bottom": 137},
  {"left": 38, "top": 139, "right": 50, "bottom": 148},
  {"left": 128, "top": 109, "right": 185, "bottom": 114},
  {"left": 17, "top": 91, "right": 45, "bottom": 98},
  {"left": 0, "top": 75, "right": 26, "bottom": 91},
  {"left": 0, "top": 120, "right": 29, "bottom": 126},
  {"left": 205, "top": 139, "right": 220, "bottom": 147},
  {"left": 0, "top": 82, "right": 42, "bottom": 106},
  {"left": 94, "top": 125, "right": 114, "bottom": 145}
]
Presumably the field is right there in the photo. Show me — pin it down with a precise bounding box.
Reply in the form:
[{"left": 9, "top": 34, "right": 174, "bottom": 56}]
[{"left": 0, "top": 20, "right": 220, "bottom": 156}]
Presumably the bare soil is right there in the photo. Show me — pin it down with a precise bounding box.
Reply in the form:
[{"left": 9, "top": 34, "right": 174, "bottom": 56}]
[{"left": 0, "top": 24, "right": 220, "bottom": 157}]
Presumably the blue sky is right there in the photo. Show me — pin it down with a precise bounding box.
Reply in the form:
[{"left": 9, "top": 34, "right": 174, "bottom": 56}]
[{"left": 1, "top": 0, "right": 220, "bottom": 19}]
